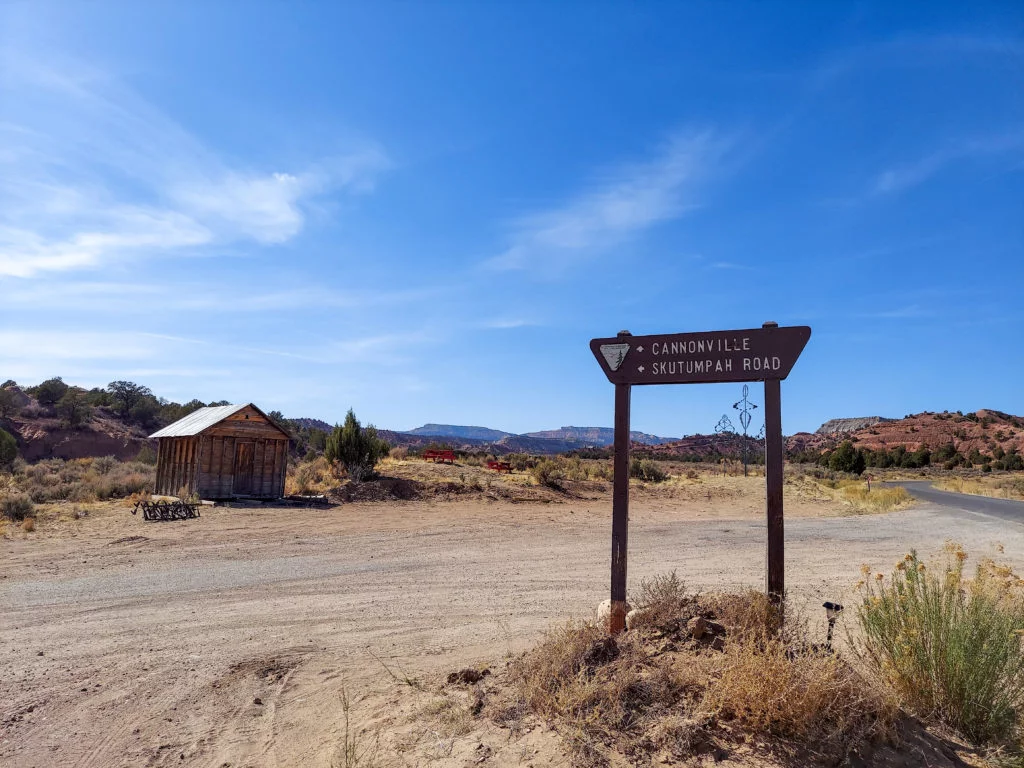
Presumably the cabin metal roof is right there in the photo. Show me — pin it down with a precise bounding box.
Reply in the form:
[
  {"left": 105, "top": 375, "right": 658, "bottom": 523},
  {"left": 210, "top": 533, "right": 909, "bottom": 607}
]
[{"left": 149, "top": 404, "right": 251, "bottom": 438}]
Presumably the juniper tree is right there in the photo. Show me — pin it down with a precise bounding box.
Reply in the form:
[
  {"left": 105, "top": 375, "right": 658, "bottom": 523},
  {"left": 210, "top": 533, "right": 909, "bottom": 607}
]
[
  {"left": 0, "top": 388, "right": 17, "bottom": 418},
  {"left": 828, "top": 440, "right": 866, "bottom": 475},
  {"left": 325, "top": 409, "right": 390, "bottom": 482},
  {"left": 0, "top": 428, "right": 16, "bottom": 468},
  {"left": 57, "top": 390, "right": 92, "bottom": 428},
  {"left": 107, "top": 381, "right": 153, "bottom": 417},
  {"left": 36, "top": 377, "right": 68, "bottom": 406}
]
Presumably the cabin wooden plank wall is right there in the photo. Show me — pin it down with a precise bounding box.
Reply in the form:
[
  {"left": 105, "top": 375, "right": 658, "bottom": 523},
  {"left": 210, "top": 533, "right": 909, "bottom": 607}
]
[
  {"left": 153, "top": 405, "right": 288, "bottom": 500},
  {"left": 155, "top": 437, "right": 201, "bottom": 497}
]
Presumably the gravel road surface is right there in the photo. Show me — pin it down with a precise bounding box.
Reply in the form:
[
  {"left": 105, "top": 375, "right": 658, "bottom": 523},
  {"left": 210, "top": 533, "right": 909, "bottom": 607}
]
[{"left": 3, "top": 491, "right": 1023, "bottom": 767}]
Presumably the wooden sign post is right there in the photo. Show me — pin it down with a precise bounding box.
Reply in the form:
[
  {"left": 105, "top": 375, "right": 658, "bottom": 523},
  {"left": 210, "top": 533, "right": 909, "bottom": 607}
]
[{"left": 591, "top": 322, "right": 810, "bottom": 634}]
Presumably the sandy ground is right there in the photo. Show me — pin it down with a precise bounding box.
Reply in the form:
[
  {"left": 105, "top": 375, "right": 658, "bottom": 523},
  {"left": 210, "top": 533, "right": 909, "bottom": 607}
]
[{"left": 2, "top": 481, "right": 1023, "bottom": 767}]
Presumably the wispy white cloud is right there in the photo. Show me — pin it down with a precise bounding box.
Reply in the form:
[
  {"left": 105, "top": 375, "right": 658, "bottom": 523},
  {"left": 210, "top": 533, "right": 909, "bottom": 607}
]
[
  {"left": 0, "top": 281, "right": 444, "bottom": 313},
  {"left": 858, "top": 304, "right": 932, "bottom": 319},
  {"left": 482, "top": 131, "right": 728, "bottom": 274},
  {"left": 809, "top": 34, "right": 1024, "bottom": 90},
  {"left": 0, "top": 326, "right": 439, "bottom": 390},
  {"left": 873, "top": 133, "right": 1024, "bottom": 195},
  {"left": 0, "top": 330, "right": 159, "bottom": 361},
  {"left": 0, "top": 52, "right": 390, "bottom": 278},
  {"left": 480, "top": 318, "right": 541, "bottom": 329}
]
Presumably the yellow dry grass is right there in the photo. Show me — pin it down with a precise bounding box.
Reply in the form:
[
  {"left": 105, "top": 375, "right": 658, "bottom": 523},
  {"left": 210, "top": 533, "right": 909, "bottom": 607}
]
[
  {"left": 786, "top": 472, "right": 913, "bottom": 514},
  {"left": 934, "top": 475, "right": 1024, "bottom": 502},
  {"left": 285, "top": 455, "right": 336, "bottom": 495},
  {"left": 494, "top": 581, "right": 896, "bottom": 766}
]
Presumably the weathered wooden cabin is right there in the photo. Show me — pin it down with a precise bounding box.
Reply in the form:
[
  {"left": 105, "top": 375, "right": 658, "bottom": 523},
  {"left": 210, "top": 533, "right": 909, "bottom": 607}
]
[{"left": 149, "top": 404, "right": 289, "bottom": 499}]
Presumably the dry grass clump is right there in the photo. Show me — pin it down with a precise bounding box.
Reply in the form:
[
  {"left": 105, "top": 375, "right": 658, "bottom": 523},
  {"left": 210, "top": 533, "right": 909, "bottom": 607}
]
[
  {"left": 495, "top": 576, "right": 894, "bottom": 766},
  {"left": 7, "top": 457, "right": 153, "bottom": 503},
  {"left": 935, "top": 475, "right": 1024, "bottom": 502},
  {"left": 286, "top": 455, "right": 336, "bottom": 495},
  {"left": 628, "top": 571, "right": 697, "bottom": 631},
  {"left": 838, "top": 483, "right": 912, "bottom": 512},
  {"left": 795, "top": 472, "right": 913, "bottom": 513},
  {"left": 704, "top": 635, "right": 890, "bottom": 747},
  {"left": 855, "top": 544, "right": 1024, "bottom": 746}
]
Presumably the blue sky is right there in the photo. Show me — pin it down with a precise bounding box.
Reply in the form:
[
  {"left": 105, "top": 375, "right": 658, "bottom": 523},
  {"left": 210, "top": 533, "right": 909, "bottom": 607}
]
[{"left": 1, "top": 2, "right": 1022, "bottom": 437}]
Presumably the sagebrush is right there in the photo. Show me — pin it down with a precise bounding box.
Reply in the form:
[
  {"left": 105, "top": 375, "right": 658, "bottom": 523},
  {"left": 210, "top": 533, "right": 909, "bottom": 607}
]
[
  {"left": 3, "top": 456, "right": 153, "bottom": 503},
  {"left": 855, "top": 544, "right": 1024, "bottom": 745}
]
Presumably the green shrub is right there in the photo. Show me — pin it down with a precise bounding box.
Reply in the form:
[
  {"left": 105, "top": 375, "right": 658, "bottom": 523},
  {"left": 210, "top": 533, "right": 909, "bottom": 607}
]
[
  {"left": 93, "top": 455, "right": 117, "bottom": 474},
  {"left": 0, "top": 428, "right": 17, "bottom": 467},
  {"left": 630, "top": 457, "right": 668, "bottom": 483},
  {"left": 10, "top": 457, "right": 154, "bottom": 503},
  {"left": 855, "top": 545, "right": 1024, "bottom": 744},
  {"left": 0, "top": 387, "right": 18, "bottom": 417},
  {"left": 325, "top": 409, "right": 390, "bottom": 482},
  {"left": 530, "top": 459, "right": 564, "bottom": 488},
  {"left": 505, "top": 453, "right": 535, "bottom": 471},
  {"left": 135, "top": 445, "right": 157, "bottom": 465},
  {"left": 1, "top": 493, "right": 34, "bottom": 521},
  {"left": 828, "top": 441, "right": 866, "bottom": 475}
]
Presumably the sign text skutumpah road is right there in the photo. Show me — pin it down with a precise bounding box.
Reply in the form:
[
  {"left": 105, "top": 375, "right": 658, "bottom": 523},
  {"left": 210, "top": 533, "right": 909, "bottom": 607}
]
[{"left": 590, "top": 325, "right": 811, "bottom": 386}]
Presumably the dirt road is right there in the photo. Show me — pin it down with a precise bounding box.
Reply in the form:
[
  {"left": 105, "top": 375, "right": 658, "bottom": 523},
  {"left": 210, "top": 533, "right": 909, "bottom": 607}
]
[{"left": 3, "top": 492, "right": 1023, "bottom": 767}]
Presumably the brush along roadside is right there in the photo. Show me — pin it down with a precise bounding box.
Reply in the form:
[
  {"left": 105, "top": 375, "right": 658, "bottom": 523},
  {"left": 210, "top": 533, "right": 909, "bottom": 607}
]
[
  {"left": 356, "top": 569, "right": 1009, "bottom": 766},
  {"left": 786, "top": 470, "right": 914, "bottom": 514},
  {"left": 483, "top": 580, "right": 898, "bottom": 767},
  {"left": 934, "top": 475, "right": 1024, "bottom": 502},
  {"left": 854, "top": 544, "right": 1024, "bottom": 751}
]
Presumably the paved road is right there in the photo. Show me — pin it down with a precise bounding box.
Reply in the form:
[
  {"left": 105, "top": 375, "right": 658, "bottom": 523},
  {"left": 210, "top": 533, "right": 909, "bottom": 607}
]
[{"left": 890, "top": 480, "right": 1024, "bottom": 524}]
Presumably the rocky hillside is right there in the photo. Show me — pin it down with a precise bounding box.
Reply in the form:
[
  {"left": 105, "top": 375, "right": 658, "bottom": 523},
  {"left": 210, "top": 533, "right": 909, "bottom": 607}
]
[
  {"left": 0, "top": 385, "right": 152, "bottom": 461},
  {"left": 637, "top": 432, "right": 765, "bottom": 459},
  {"left": 816, "top": 416, "right": 893, "bottom": 435},
  {"left": 289, "top": 417, "right": 333, "bottom": 432},
  {"left": 793, "top": 410, "right": 1024, "bottom": 459}
]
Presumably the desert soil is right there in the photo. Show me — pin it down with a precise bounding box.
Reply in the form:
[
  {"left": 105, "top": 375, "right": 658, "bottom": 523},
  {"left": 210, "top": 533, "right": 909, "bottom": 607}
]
[{"left": 2, "top": 480, "right": 1023, "bottom": 767}]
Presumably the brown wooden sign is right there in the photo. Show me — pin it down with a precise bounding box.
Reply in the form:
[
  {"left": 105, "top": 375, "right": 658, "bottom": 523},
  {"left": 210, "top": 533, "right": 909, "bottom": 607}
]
[
  {"left": 591, "top": 322, "right": 810, "bottom": 635},
  {"left": 590, "top": 325, "right": 810, "bottom": 386}
]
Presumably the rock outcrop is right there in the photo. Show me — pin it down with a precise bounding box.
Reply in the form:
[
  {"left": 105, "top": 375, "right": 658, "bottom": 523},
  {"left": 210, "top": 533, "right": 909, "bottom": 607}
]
[{"left": 816, "top": 417, "right": 893, "bottom": 435}]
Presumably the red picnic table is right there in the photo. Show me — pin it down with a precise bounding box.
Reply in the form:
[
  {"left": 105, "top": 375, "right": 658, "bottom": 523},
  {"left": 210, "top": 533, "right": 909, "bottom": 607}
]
[{"left": 422, "top": 449, "right": 456, "bottom": 464}]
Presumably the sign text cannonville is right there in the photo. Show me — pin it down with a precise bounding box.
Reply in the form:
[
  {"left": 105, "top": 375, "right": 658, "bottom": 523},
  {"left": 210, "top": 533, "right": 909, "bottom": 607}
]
[{"left": 590, "top": 325, "right": 811, "bottom": 386}]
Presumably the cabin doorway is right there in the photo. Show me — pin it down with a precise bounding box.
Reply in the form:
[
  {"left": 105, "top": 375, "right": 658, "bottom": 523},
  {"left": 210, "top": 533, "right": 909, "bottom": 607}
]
[{"left": 233, "top": 442, "right": 255, "bottom": 495}]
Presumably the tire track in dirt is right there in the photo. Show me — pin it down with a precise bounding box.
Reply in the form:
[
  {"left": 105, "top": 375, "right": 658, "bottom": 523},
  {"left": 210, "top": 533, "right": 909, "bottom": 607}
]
[
  {"left": 4, "top": 499, "right": 1024, "bottom": 766},
  {"left": 157, "top": 647, "right": 314, "bottom": 768}
]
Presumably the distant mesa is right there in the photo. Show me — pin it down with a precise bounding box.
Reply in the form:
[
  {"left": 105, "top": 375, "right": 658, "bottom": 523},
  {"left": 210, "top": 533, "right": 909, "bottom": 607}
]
[
  {"left": 815, "top": 417, "right": 893, "bottom": 435},
  {"left": 524, "top": 426, "right": 679, "bottom": 447},
  {"left": 404, "top": 424, "right": 514, "bottom": 442}
]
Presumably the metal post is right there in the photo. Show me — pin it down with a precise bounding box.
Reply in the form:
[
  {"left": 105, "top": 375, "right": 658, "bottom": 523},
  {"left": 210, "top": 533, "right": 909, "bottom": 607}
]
[
  {"left": 763, "top": 323, "right": 785, "bottom": 600},
  {"left": 610, "top": 333, "right": 632, "bottom": 634}
]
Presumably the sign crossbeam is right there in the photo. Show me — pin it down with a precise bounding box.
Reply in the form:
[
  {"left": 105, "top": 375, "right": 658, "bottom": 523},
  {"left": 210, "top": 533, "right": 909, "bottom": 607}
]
[{"left": 591, "top": 322, "right": 810, "bottom": 635}]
